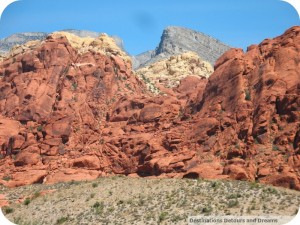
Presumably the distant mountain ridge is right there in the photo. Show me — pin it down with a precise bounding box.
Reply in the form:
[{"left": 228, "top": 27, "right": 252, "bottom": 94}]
[
  {"left": 133, "top": 26, "right": 231, "bottom": 69},
  {"left": 0, "top": 29, "right": 125, "bottom": 54},
  {"left": 0, "top": 27, "right": 231, "bottom": 70},
  {"left": 0, "top": 32, "right": 47, "bottom": 54}
]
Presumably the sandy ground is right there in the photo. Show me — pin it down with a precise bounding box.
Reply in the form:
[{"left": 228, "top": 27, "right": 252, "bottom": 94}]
[{"left": 1, "top": 176, "right": 300, "bottom": 225}]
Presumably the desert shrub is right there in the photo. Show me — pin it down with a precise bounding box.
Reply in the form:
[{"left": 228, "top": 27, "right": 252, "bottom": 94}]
[
  {"left": 228, "top": 199, "right": 239, "bottom": 208},
  {"left": 92, "top": 201, "right": 104, "bottom": 214},
  {"left": 272, "top": 145, "right": 280, "bottom": 151},
  {"left": 2, "top": 206, "right": 13, "bottom": 214},
  {"left": 24, "top": 198, "right": 31, "bottom": 205},
  {"left": 250, "top": 181, "right": 260, "bottom": 189},
  {"left": 245, "top": 89, "right": 251, "bottom": 101},
  {"left": 263, "top": 187, "right": 278, "bottom": 194},
  {"left": 56, "top": 216, "right": 69, "bottom": 224},
  {"left": 71, "top": 82, "right": 78, "bottom": 91},
  {"left": 69, "top": 180, "right": 80, "bottom": 185},
  {"left": 2, "top": 176, "right": 11, "bottom": 181},
  {"left": 158, "top": 212, "right": 168, "bottom": 223},
  {"left": 33, "top": 191, "right": 41, "bottom": 199},
  {"left": 211, "top": 181, "right": 220, "bottom": 189},
  {"left": 37, "top": 125, "right": 43, "bottom": 132},
  {"left": 202, "top": 206, "right": 213, "bottom": 213},
  {"left": 227, "top": 193, "right": 242, "bottom": 199}
]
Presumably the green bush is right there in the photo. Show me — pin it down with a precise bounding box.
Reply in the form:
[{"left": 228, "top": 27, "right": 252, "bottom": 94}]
[
  {"left": 37, "top": 125, "right": 43, "bottom": 132},
  {"left": 71, "top": 82, "right": 78, "bottom": 91},
  {"left": 158, "top": 212, "right": 168, "bottom": 223},
  {"left": 92, "top": 201, "right": 104, "bottom": 214},
  {"left": 2, "top": 176, "right": 11, "bottom": 181},
  {"left": 250, "top": 181, "right": 260, "bottom": 189},
  {"left": 211, "top": 181, "right": 220, "bottom": 189},
  {"left": 24, "top": 198, "right": 31, "bottom": 205},
  {"left": 228, "top": 199, "right": 239, "bottom": 208},
  {"left": 272, "top": 145, "right": 280, "bottom": 151},
  {"left": 202, "top": 206, "right": 213, "bottom": 213},
  {"left": 263, "top": 187, "right": 278, "bottom": 194},
  {"left": 69, "top": 180, "right": 80, "bottom": 185},
  {"left": 227, "top": 193, "right": 242, "bottom": 199},
  {"left": 2, "top": 206, "right": 13, "bottom": 214},
  {"left": 56, "top": 216, "right": 69, "bottom": 224},
  {"left": 90, "top": 193, "right": 95, "bottom": 198},
  {"left": 33, "top": 191, "right": 41, "bottom": 199},
  {"left": 245, "top": 89, "right": 251, "bottom": 101}
]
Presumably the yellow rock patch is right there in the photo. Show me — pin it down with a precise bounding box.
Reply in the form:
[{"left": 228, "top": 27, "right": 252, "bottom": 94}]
[{"left": 136, "top": 51, "right": 213, "bottom": 92}]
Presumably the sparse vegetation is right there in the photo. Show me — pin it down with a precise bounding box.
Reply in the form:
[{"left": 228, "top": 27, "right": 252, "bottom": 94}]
[
  {"left": 139, "top": 73, "right": 161, "bottom": 94},
  {"left": 33, "top": 191, "right": 41, "bottom": 199},
  {"left": 23, "top": 198, "right": 31, "bottom": 205},
  {"left": 2, "top": 176, "right": 11, "bottom": 181},
  {"left": 56, "top": 216, "right": 69, "bottom": 224},
  {"left": 227, "top": 193, "right": 242, "bottom": 199},
  {"left": 125, "top": 83, "right": 132, "bottom": 91},
  {"left": 272, "top": 144, "right": 280, "bottom": 151},
  {"left": 228, "top": 199, "right": 239, "bottom": 208},
  {"left": 71, "top": 82, "right": 78, "bottom": 91},
  {"left": 2, "top": 206, "right": 13, "bottom": 214},
  {"left": 245, "top": 89, "right": 251, "bottom": 101},
  {"left": 37, "top": 125, "right": 43, "bottom": 132},
  {"left": 202, "top": 206, "right": 213, "bottom": 213},
  {"left": 90, "top": 193, "right": 95, "bottom": 198},
  {"left": 1, "top": 177, "right": 300, "bottom": 225},
  {"left": 158, "top": 211, "right": 168, "bottom": 223},
  {"left": 99, "top": 138, "right": 105, "bottom": 144},
  {"left": 92, "top": 201, "right": 104, "bottom": 215}
]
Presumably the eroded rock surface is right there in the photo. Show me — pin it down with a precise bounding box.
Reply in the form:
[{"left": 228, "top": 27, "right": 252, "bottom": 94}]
[
  {"left": 0, "top": 27, "right": 299, "bottom": 191},
  {"left": 136, "top": 51, "right": 213, "bottom": 92}
]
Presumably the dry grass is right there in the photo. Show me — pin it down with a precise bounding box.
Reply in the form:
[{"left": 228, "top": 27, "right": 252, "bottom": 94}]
[{"left": 1, "top": 176, "right": 300, "bottom": 225}]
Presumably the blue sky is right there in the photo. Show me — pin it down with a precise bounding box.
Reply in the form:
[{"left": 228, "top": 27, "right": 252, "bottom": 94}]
[{"left": 0, "top": 0, "right": 299, "bottom": 55}]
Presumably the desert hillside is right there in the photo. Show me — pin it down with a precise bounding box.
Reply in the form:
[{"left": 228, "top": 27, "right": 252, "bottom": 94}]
[{"left": 1, "top": 177, "right": 300, "bottom": 225}]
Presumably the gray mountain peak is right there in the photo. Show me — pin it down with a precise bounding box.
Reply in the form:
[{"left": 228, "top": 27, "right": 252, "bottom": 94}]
[
  {"left": 133, "top": 26, "right": 231, "bottom": 69},
  {"left": 0, "top": 32, "right": 48, "bottom": 54}
]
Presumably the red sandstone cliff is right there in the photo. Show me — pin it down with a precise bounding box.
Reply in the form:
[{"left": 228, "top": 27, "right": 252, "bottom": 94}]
[{"left": 0, "top": 27, "right": 299, "bottom": 190}]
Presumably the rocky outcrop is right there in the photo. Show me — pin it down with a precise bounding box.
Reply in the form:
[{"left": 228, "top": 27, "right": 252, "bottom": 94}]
[
  {"left": 0, "top": 32, "right": 146, "bottom": 187},
  {"left": 132, "top": 50, "right": 155, "bottom": 70},
  {"left": 136, "top": 51, "right": 213, "bottom": 91},
  {"left": 185, "top": 26, "right": 300, "bottom": 190},
  {"left": 0, "top": 32, "right": 47, "bottom": 55},
  {"left": 0, "top": 30, "right": 125, "bottom": 56},
  {"left": 0, "top": 26, "right": 299, "bottom": 191},
  {"left": 133, "top": 26, "right": 231, "bottom": 69}
]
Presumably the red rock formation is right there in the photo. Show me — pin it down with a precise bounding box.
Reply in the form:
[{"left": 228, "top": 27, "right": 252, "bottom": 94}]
[
  {"left": 185, "top": 26, "right": 300, "bottom": 190},
  {"left": 0, "top": 27, "right": 299, "bottom": 191},
  {"left": 0, "top": 33, "right": 147, "bottom": 186}
]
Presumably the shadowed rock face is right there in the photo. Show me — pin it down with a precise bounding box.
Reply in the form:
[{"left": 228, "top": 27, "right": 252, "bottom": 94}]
[
  {"left": 0, "top": 26, "right": 299, "bottom": 191},
  {"left": 133, "top": 26, "right": 231, "bottom": 69},
  {"left": 185, "top": 26, "right": 300, "bottom": 190}
]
